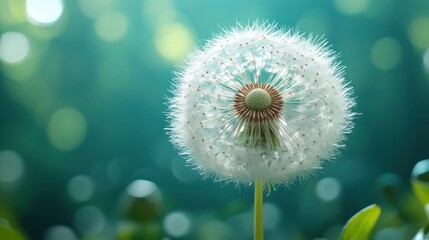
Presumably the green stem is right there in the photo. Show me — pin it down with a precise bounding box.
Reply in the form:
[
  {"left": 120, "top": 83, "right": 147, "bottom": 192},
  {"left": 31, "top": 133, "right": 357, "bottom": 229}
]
[{"left": 254, "top": 179, "right": 264, "bottom": 240}]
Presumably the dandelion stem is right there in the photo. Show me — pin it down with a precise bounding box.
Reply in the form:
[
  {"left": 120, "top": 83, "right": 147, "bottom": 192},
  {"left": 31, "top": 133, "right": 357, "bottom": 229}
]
[{"left": 254, "top": 178, "right": 264, "bottom": 240}]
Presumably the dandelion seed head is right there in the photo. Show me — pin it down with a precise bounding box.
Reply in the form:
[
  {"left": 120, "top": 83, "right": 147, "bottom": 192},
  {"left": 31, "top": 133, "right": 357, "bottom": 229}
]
[{"left": 167, "top": 22, "right": 355, "bottom": 185}]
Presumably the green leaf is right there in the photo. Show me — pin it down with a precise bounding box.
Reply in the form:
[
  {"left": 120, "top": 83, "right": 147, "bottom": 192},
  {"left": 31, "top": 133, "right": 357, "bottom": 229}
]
[
  {"left": 339, "top": 204, "right": 381, "bottom": 240},
  {"left": 412, "top": 159, "right": 429, "bottom": 205},
  {"left": 0, "top": 223, "right": 26, "bottom": 240},
  {"left": 412, "top": 180, "right": 429, "bottom": 205}
]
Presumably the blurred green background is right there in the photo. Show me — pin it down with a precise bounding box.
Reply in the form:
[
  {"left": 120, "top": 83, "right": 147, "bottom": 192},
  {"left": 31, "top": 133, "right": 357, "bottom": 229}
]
[{"left": 1, "top": 0, "right": 429, "bottom": 239}]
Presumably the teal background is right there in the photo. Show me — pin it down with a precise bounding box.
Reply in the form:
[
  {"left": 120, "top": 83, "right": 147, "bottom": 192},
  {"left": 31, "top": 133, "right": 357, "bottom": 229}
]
[{"left": 1, "top": 0, "right": 429, "bottom": 239}]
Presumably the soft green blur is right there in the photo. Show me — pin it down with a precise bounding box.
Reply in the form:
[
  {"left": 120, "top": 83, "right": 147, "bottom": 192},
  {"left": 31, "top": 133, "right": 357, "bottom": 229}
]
[{"left": 1, "top": 0, "right": 429, "bottom": 239}]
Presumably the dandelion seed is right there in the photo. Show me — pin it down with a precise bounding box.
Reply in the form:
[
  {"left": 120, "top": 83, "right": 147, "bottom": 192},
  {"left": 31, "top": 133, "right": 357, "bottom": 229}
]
[{"left": 167, "top": 22, "right": 355, "bottom": 185}]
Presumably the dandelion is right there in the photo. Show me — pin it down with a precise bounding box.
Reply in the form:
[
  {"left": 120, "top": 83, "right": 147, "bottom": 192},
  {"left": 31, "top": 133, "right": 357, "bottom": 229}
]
[{"left": 167, "top": 22, "right": 355, "bottom": 239}]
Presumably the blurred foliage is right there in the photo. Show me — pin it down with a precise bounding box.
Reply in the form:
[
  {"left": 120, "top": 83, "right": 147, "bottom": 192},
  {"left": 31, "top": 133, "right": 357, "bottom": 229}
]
[
  {"left": 0, "top": 219, "right": 26, "bottom": 240},
  {"left": 413, "top": 224, "right": 429, "bottom": 240},
  {"left": 412, "top": 160, "right": 429, "bottom": 206},
  {"left": 411, "top": 160, "right": 429, "bottom": 240},
  {"left": 339, "top": 204, "right": 381, "bottom": 240},
  {"left": 0, "top": 0, "right": 429, "bottom": 239}
]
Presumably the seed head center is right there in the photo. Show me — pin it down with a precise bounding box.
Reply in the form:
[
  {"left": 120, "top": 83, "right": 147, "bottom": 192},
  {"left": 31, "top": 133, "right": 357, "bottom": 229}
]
[{"left": 245, "top": 88, "right": 272, "bottom": 111}]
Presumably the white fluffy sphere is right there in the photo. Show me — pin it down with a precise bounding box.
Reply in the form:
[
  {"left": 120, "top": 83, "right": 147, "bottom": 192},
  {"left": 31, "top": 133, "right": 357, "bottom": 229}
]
[{"left": 167, "top": 22, "right": 355, "bottom": 185}]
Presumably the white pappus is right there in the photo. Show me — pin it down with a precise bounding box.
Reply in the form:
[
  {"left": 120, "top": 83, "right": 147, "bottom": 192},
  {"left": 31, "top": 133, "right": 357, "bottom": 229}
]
[{"left": 167, "top": 22, "right": 355, "bottom": 185}]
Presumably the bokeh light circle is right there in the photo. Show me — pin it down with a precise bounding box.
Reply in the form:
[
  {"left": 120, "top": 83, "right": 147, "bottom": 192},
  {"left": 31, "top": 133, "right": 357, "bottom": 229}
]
[
  {"left": 371, "top": 37, "right": 402, "bottom": 70},
  {"left": 47, "top": 107, "right": 87, "bottom": 151},
  {"left": 408, "top": 17, "right": 429, "bottom": 50},
  {"left": 154, "top": 22, "right": 194, "bottom": 63},
  {"left": 200, "top": 220, "right": 232, "bottom": 240},
  {"left": 44, "top": 225, "right": 77, "bottom": 240},
  {"left": 94, "top": 11, "right": 128, "bottom": 42},
  {"left": 127, "top": 180, "right": 157, "bottom": 198},
  {"left": 0, "top": 150, "right": 25, "bottom": 184},
  {"left": 333, "top": 0, "right": 369, "bottom": 15},
  {"left": 0, "top": 32, "right": 30, "bottom": 64},
  {"left": 78, "top": 0, "right": 113, "bottom": 19},
  {"left": 163, "top": 211, "right": 191, "bottom": 238},
  {"left": 316, "top": 177, "right": 341, "bottom": 201},
  {"left": 141, "top": 0, "right": 176, "bottom": 29},
  {"left": 26, "top": 0, "right": 64, "bottom": 26},
  {"left": 67, "top": 175, "right": 94, "bottom": 202},
  {"left": 74, "top": 205, "right": 106, "bottom": 236}
]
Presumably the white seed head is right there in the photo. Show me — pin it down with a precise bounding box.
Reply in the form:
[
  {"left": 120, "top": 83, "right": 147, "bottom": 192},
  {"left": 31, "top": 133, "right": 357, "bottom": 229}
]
[{"left": 167, "top": 22, "right": 355, "bottom": 185}]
